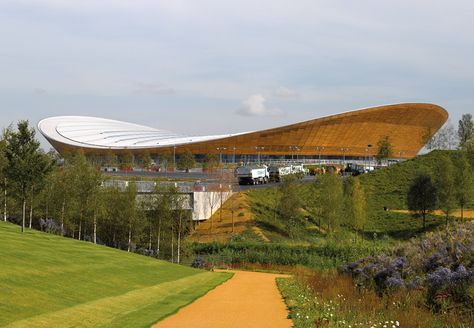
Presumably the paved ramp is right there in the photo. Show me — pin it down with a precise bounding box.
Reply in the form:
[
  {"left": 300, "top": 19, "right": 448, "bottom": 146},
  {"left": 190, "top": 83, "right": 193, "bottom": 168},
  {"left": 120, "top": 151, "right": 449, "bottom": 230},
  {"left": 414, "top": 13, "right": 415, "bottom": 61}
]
[{"left": 153, "top": 270, "right": 292, "bottom": 328}]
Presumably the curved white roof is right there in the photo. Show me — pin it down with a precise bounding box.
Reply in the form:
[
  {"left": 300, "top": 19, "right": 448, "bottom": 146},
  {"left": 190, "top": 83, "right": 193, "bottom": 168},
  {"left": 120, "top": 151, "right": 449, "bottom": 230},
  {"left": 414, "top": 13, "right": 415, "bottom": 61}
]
[{"left": 38, "top": 116, "right": 244, "bottom": 149}]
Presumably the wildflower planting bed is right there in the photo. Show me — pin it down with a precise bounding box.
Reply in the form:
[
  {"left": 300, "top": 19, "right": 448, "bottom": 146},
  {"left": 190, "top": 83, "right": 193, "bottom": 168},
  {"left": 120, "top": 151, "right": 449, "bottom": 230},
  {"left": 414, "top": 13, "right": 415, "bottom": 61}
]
[
  {"left": 278, "top": 272, "right": 463, "bottom": 328},
  {"left": 278, "top": 222, "right": 474, "bottom": 327},
  {"left": 342, "top": 222, "right": 474, "bottom": 313},
  {"left": 0, "top": 221, "right": 231, "bottom": 327}
]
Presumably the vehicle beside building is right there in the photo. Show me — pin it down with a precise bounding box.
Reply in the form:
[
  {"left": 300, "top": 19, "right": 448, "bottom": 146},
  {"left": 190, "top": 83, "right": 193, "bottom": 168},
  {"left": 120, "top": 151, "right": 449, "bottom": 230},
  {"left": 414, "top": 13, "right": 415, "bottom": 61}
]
[
  {"left": 235, "top": 165, "right": 270, "bottom": 185},
  {"left": 268, "top": 165, "right": 292, "bottom": 182}
]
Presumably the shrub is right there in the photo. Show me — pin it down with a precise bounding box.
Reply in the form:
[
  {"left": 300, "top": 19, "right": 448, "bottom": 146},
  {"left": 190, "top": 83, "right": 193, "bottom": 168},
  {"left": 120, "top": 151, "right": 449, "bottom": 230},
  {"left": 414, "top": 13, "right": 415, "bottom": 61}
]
[{"left": 341, "top": 222, "right": 474, "bottom": 309}]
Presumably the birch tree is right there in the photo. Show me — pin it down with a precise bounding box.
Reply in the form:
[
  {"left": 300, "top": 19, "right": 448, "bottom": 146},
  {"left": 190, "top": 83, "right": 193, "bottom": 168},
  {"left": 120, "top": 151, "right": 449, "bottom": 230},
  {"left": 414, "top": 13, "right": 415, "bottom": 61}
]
[
  {"left": 454, "top": 152, "right": 473, "bottom": 220},
  {"left": 5, "top": 121, "right": 50, "bottom": 233},
  {"left": 318, "top": 174, "right": 343, "bottom": 233},
  {"left": 434, "top": 154, "right": 456, "bottom": 225},
  {"left": 70, "top": 151, "right": 103, "bottom": 240},
  {"left": 0, "top": 136, "right": 8, "bottom": 222},
  {"left": 343, "top": 177, "right": 367, "bottom": 235}
]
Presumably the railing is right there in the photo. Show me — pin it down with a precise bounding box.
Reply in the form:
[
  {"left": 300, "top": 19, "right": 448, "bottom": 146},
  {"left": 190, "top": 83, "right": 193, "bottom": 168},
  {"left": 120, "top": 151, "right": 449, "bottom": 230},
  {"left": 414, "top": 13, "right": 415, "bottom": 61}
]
[{"left": 102, "top": 180, "right": 234, "bottom": 193}]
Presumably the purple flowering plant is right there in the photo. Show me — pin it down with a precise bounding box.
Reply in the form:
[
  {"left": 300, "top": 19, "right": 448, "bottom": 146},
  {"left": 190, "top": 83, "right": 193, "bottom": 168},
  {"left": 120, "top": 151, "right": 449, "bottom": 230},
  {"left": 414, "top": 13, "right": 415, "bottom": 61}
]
[{"left": 340, "top": 222, "right": 474, "bottom": 308}]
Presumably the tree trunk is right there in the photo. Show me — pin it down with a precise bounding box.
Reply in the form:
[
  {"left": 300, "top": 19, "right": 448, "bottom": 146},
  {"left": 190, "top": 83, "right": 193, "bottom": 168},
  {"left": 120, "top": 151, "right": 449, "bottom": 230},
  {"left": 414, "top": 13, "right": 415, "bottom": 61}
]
[
  {"left": 171, "top": 226, "right": 174, "bottom": 263},
  {"left": 127, "top": 223, "right": 132, "bottom": 252},
  {"left": 461, "top": 205, "right": 464, "bottom": 220},
  {"left": 78, "top": 209, "right": 83, "bottom": 240},
  {"left": 61, "top": 199, "right": 65, "bottom": 236},
  {"left": 209, "top": 206, "right": 213, "bottom": 232},
  {"left": 22, "top": 198, "right": 26, "bottom": 233},
  {"left": 78, "top": 220, "right": 82, "bottom": 240},
  {"left": 219, "top": 189, "right": 223, "bottom": 222},
  {"left": 177, "top": 215, "right": 182, "bottom": 264},
  {"left": 423, "top": 212, "right": 426, "bottom": 229},
  {"left": 3, "top": 178, "right": 7, "bottom": 222},
  {"left": 156, "top": 218, "right": 161, "bottom": 258},
  {"left": 29, "top": 197, "right": 33, "bottom": 229},
  {"left": 148, "top": 220, "right": 152, "bottom": 251},
  {"left": 93, "top": 211, "right": 97, "bottom": 244},
  {"left": 231, "top": 210, "right": 234, "bottom": 233}
]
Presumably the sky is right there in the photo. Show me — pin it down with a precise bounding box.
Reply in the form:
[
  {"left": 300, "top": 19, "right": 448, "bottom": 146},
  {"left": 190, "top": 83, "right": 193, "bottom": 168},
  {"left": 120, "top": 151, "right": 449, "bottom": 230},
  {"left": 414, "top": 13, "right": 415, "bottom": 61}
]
[{"left": 0, "top": 0, "right": 473, "bottom": 149}]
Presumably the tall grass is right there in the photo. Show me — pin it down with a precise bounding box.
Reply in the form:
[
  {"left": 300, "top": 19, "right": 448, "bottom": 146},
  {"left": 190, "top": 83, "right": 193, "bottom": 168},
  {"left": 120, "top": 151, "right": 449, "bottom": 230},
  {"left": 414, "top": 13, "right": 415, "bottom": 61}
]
[
  {"left": 278, "top": 270, "right": 471, "bottom": 328},
  {"left": 191, "top": 238, "right": 391, "bottom": 270}
]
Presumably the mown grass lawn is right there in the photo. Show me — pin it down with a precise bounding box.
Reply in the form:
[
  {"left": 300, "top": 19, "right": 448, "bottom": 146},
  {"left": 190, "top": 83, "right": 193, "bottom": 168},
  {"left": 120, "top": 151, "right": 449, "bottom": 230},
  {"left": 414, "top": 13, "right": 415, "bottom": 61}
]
[{"left": 0, "top": 221, "right": 231, "bottom": 328}]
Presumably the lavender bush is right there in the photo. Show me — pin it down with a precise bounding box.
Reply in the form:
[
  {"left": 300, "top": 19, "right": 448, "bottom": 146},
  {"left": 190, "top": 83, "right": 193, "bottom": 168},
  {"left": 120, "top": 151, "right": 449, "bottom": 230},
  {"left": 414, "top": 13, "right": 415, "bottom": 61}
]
[
  {"left": 341, "top": 222, "right": 474, "bottom": 309},
  {"left": 39, "top": 218, "right": 60, "bottom": 233}
]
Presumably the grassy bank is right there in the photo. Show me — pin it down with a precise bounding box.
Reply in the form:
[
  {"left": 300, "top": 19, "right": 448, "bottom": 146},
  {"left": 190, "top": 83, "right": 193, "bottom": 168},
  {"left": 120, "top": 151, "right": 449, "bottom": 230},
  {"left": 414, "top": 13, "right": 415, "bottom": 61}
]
[
  {"left": 244, "top": 150, "right": 474, "bottom": 241},
  {"left": 0, "top": 221, "right": 231, "bottom": 327},
  {"left": 360, "top": 150, "right": 474, "bottom": 233}
]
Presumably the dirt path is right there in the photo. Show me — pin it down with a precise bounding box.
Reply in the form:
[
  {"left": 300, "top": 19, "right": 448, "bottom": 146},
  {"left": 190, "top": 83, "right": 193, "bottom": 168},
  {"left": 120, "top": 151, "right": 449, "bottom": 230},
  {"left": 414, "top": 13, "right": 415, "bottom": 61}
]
[
  {"left": 153, "top": 270, "right": 292, "bottom": 328},
  {"left": 393, "top": 209, "right": 474, "bottom": 218}
]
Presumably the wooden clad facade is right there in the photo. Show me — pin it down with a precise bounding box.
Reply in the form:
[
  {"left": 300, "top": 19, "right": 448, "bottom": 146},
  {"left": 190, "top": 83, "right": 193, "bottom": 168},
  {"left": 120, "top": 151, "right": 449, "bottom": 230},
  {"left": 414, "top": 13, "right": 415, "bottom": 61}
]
[{"left": 45, "top": 103, "right": 448, "bottom": 159}]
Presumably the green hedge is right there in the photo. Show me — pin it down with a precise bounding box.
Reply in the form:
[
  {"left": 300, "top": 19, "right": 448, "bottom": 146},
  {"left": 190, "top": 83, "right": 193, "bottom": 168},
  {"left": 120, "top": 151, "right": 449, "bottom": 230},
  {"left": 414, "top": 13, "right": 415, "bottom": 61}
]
[{"left": 191, "top": 241, "right": 387, "bottom": 269}]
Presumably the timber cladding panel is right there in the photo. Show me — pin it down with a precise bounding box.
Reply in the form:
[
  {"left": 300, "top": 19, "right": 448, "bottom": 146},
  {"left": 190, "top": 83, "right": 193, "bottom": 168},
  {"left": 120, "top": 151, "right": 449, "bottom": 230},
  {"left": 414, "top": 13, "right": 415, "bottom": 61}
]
[{"left": 43, "top": 103, "right": 448, "bottom": 159}]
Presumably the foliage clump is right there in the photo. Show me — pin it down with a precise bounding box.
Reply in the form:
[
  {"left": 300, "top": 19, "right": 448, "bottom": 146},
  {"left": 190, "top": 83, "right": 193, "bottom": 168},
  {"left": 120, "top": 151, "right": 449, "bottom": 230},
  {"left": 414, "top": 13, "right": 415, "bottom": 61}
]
[{"left": 341, "top": 222, "right": 474, "bottom": 311}]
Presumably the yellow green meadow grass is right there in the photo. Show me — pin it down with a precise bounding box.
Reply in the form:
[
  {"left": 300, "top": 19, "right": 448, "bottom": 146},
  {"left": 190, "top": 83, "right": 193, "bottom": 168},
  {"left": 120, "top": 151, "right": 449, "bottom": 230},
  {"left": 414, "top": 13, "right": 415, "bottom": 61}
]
[{"left": 0, "top": 221, "right": 231, "bottom": 327}]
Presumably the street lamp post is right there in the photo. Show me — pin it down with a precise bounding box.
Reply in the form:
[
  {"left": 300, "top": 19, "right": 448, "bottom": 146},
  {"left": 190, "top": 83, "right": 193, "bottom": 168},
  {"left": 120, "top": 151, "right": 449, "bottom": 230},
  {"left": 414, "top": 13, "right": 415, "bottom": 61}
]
[
  {"left": 232, "top": 146, "right": 236, "bottom": 164},
  {"left": 316, "top": 146, "right": 325, "bottom": 166},
  {"left": 216, "top": 147, "right": 226, "bottom": 164},
  {"left": 255, "top": 146, "right": 264, "bottom": 165},
  {"left": 289, "top": 146, "right": 298, "bottom": 163},
  {"left": 365, "top": 147, "right": 369, "bottom": 172},
  {"left": 340, "top": 147, "right": 349, "bottom": 167},
  {"left": 366, "top": 144, "right": 372, "bottom": 171},
  {"left": 173, "top": 145, "right": 176, "bottom": 172},
  {"left": 398, "top": 150, "right": 405, "bottom": 162}
]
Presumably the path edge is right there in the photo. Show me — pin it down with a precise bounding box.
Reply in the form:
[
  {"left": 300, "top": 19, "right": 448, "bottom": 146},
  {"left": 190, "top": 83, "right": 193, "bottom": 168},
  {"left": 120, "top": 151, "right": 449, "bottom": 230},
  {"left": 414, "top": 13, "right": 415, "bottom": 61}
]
[{"left": 150, "top": 271, "right": 234, "bottom": 327}]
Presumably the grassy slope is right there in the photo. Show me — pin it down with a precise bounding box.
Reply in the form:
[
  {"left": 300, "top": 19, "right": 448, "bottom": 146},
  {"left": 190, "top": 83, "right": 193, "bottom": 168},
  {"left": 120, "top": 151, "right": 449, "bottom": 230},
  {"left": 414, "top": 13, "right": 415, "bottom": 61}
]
[
  {"left": 360, "top": 150, "right": 473, "bottom": 235},
  {"left": 0, "top": 221, "right": 231, "bottom": 328},
  {"left": 244, "top": 150, "right": 474, "bottom": 240}
]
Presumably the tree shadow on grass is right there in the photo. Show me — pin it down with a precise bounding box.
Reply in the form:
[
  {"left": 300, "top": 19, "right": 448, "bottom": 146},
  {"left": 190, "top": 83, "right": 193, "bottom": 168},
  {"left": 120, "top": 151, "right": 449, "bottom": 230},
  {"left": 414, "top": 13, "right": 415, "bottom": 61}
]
[{"left": 254, "top": 220, "right": 289, "bottom": 238}]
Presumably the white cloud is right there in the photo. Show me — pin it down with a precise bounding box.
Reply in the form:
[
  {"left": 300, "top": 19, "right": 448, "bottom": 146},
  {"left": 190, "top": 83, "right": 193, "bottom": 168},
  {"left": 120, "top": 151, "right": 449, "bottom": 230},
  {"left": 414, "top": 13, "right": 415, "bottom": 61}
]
[
  {"left": 236, "top": 94, "right": 284, "bottom": 117},
  {"left": 33, "top": 88, "right": 48, "bottom": 95},
  {"left": 273, "top": 87, "right": 299, "bottom": 98}
]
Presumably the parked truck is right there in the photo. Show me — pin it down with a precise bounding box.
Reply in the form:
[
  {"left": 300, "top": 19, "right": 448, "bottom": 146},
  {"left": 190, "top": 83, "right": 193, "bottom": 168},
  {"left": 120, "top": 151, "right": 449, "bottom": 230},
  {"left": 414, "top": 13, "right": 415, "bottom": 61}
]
[
  {"left": 290, "top": 164, "right": 306, "bottom": 178},
  {"left": 269, "top": 164, "right": 306, "bottom": 182},
  {"left": 268, "top": 165, "right": 292, "bottom": 182},
  {"left": 235, "top": 165, "right": 270, "bottom": 185}
]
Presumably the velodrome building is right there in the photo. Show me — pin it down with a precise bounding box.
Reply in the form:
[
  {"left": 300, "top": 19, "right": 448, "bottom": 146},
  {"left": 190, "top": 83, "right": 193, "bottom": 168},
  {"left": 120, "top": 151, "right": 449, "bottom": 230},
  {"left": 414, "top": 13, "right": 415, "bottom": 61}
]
[{"left": 38, "top": 103, "right": 448, "bottom": 162}]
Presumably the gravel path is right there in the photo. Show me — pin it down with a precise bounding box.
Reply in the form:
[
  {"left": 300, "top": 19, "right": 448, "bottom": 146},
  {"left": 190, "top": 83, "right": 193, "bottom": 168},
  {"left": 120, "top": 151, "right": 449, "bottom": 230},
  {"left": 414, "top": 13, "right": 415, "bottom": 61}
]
[{"left": 153, "top": 270, "right": 292, "bottom": 328}]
